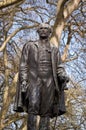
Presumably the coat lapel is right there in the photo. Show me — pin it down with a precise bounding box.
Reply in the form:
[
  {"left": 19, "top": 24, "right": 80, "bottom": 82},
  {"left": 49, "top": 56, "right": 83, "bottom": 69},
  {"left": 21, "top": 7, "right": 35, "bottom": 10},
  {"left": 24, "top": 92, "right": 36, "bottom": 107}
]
[{"left": 34, "top": 41, "right": 39, "bottom": 48}]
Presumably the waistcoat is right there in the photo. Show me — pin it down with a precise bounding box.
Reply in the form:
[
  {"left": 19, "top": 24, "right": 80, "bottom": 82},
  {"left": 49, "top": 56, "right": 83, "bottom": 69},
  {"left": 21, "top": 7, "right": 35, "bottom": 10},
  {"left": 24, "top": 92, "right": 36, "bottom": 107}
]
[{"left": 38, "top": 44, "right": 53, "bottom": 78}]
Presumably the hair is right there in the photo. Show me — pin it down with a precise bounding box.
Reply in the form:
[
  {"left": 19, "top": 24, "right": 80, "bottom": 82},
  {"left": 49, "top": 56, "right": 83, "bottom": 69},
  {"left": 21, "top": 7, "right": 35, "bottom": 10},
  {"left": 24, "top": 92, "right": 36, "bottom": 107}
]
[{"left": 37, "top": 23, "right": 52, "bottom": 33}]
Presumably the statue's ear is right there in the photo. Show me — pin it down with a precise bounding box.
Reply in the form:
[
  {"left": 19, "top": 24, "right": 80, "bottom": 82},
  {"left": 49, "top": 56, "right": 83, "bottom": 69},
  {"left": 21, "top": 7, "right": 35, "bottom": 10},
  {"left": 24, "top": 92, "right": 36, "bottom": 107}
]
[
  {"left": 37, "top": 29, "right": 39, "bottom": 33},
  {"left": 36, "top": 27, "right": 40, "bottom": 34},
  {"left": 48, "top": 28, "right": 52, "bottom": 34},
  {"left": 49, "top": 29, "right": 52, "bottom": 33}
]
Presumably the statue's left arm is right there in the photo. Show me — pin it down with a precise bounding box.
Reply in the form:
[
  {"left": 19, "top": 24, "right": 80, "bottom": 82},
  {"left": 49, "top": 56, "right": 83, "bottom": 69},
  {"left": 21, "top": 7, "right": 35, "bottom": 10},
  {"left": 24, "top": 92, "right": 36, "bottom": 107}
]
[{"left": 56, "top": 49, "right": 69, "bottom": 90}]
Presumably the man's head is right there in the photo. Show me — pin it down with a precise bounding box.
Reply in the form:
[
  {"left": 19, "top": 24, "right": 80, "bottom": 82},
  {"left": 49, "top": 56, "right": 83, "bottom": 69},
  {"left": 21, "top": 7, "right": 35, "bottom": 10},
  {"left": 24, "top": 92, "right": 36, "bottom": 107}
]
[{"left": 37, "top": 23, "right": 52, "bottom": 39}]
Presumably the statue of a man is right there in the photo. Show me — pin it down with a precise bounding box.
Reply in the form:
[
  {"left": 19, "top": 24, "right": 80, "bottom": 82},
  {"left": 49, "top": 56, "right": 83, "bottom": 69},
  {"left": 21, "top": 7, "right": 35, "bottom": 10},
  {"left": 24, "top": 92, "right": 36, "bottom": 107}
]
[{"left": 14, "top": 23, "right": 69, "bottom": 130}]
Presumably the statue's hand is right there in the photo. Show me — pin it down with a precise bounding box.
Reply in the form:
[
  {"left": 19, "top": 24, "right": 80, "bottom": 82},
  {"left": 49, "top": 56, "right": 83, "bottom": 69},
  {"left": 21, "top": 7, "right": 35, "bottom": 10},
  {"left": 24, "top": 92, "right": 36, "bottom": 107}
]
[
  {"left": 61, "top": 76, "right": 69, "bottom": 83},
  {"left": 58, "top": 76, "right": 69, "bottom": 91},
  {"left": 21, "top": 81, "right": 28, "bottom": 92}
]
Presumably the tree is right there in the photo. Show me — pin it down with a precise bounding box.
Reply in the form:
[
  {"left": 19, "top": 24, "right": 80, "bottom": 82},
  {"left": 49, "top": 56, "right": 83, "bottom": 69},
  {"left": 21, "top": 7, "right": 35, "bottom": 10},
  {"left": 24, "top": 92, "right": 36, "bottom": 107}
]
[{"left": 0, "top": 0, "right": 86, "bottom": 129}]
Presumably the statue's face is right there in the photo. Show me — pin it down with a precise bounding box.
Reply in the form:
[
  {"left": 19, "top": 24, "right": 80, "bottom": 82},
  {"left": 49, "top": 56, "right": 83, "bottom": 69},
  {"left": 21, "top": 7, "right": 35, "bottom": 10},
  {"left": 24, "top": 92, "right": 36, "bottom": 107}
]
[{"left": 38, "top": 27, "right": 51, "bottom": 39}]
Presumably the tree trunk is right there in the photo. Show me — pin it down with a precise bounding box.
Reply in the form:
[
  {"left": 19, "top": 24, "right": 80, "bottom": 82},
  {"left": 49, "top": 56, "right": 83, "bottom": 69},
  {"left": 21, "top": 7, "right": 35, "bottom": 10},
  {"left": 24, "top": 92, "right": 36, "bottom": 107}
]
[{"left": 50, "top": 0, "right": 81, "bottom": 49}]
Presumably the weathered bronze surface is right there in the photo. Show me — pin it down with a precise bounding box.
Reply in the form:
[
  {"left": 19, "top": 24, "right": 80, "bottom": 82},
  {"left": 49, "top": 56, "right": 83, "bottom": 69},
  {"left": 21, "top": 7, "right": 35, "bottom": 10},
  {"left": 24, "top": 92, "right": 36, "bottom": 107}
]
[{"left": 14, "top": 23, "right": 69, "bottom": 130}]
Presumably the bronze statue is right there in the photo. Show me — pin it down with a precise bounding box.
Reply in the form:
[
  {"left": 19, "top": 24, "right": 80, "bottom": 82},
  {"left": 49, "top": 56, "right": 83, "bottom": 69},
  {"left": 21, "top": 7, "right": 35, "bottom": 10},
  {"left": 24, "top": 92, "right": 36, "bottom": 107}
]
[{"left": 14, "top": 23, "right": 69, "bottom": 130}]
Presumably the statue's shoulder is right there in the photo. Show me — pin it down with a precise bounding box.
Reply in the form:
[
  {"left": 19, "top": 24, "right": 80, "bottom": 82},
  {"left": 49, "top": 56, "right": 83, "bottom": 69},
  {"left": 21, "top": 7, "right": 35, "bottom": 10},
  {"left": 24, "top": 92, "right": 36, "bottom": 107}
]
[
  {"left": 23, "top": 40, "right": 35, "bottom": 48},
  {"left": 26, "top": 40, "right": 34, "bottom": 46},
  {"left": 26, "top": 40, "right": 39, "bottom": 47},
  {"left": 50, "top": 42, "right": 59, "bottom": 52}
]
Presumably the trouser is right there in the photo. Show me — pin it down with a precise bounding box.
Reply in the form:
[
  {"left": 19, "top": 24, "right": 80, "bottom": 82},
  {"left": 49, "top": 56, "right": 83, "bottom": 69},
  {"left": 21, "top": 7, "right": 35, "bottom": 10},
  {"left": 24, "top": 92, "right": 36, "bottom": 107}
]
[
  {"left": 27, "top": 114, "right": 50, "bottom": 130},
  {"left": 39, "top": 116, "right": 50, "bottom": 130}
]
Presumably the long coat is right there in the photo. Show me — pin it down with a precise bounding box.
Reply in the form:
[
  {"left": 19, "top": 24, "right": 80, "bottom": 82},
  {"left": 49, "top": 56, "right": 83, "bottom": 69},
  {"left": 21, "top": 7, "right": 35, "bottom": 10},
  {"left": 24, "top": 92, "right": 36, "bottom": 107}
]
[{"left": 14, "top": 41, "right": 67, "bottom": 118}]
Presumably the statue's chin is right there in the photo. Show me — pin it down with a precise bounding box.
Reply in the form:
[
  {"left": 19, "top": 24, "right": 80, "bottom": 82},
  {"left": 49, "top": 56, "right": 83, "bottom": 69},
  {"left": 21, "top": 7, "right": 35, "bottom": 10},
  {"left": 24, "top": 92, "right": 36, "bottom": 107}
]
[
  {"left": 40, "top": 35, "right": 49, "bottom": 39},
  {"left": 40, "top": 36, "right": 48, "bottom": 39}
]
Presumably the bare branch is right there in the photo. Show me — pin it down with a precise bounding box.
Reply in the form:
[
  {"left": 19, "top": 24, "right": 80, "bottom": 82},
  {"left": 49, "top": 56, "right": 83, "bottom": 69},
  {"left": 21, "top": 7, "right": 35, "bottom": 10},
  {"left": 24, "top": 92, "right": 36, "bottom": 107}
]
[
  {"left": 46, "top": 0, "right": 57, "bottom": 6},
  {"left": 62, "top": 26, "right": 72, "bottom": 61},
  {"left": 63, "top": 0, "right": 81, "bottom": 19},
  {"left": 64, "top": 56, "right": 78, "bottom": 63},
  {"left": 0, "top": 24, "right": 39, "bottom": 52},
  {"left": 0, "top": 73, "right": 18, "bottom": 129},
  {"left": 0, "top": 0, "right": 25, "bottom": 9},
  {"left": 50, "top": 0, "right": 81, "bottom": 47}
]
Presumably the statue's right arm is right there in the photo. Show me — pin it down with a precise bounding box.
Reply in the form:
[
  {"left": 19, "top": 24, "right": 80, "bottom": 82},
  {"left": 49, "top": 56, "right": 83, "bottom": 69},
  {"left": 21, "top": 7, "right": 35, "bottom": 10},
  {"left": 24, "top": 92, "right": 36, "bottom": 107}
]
[{"left": 18, "top": 43, "right": 31, "bottom": 92}]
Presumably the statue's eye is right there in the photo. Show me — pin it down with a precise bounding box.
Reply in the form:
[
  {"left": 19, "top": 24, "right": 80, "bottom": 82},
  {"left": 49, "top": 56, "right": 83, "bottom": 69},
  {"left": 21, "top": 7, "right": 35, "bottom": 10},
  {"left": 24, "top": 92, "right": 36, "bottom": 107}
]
[
  {"left": 40, "top": 27, "right": 44, "bottom": 29},
  {"left": 45, "top": 27, "right": 48, "bottom": 29},
  {"left": 39, "top": 27, "right": 48, "bottom": 30}
]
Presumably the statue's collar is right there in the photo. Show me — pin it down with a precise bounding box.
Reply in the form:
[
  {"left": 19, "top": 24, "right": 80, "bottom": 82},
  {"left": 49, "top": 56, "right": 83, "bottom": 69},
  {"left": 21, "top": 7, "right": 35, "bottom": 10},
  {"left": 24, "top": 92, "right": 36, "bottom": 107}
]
[
  {"left": 34, "top": 41, "right": 57, "bottom": 48},
  {"left": 34, "top": 41, "right": 39, "bottom": 47},
  {"left": 34, "top": 41, "right": 52, "bottom": 52}
]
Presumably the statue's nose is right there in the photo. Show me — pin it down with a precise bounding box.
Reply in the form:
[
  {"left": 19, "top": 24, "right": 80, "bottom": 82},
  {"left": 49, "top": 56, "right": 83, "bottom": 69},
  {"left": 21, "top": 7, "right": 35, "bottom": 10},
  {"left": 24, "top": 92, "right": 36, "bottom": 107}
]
[
  {"left": 42, "top": 28, "right": 47, "bottom": 32},
  {"left": 41, "top": 28, "right": 45, "bottom": 31},
  {"left": 40, "top": 29, "right": 45, "bottom": 33}
]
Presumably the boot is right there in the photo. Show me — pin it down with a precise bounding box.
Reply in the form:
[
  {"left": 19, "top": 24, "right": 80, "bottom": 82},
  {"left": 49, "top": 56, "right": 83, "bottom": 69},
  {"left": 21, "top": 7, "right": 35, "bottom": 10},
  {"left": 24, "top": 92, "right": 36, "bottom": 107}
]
[
  {"left": 27, "top": 114, "right": 37, "bottom": 130},
  {"left": 39, "top": 117, "right": 50, "bottom": 130}
]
